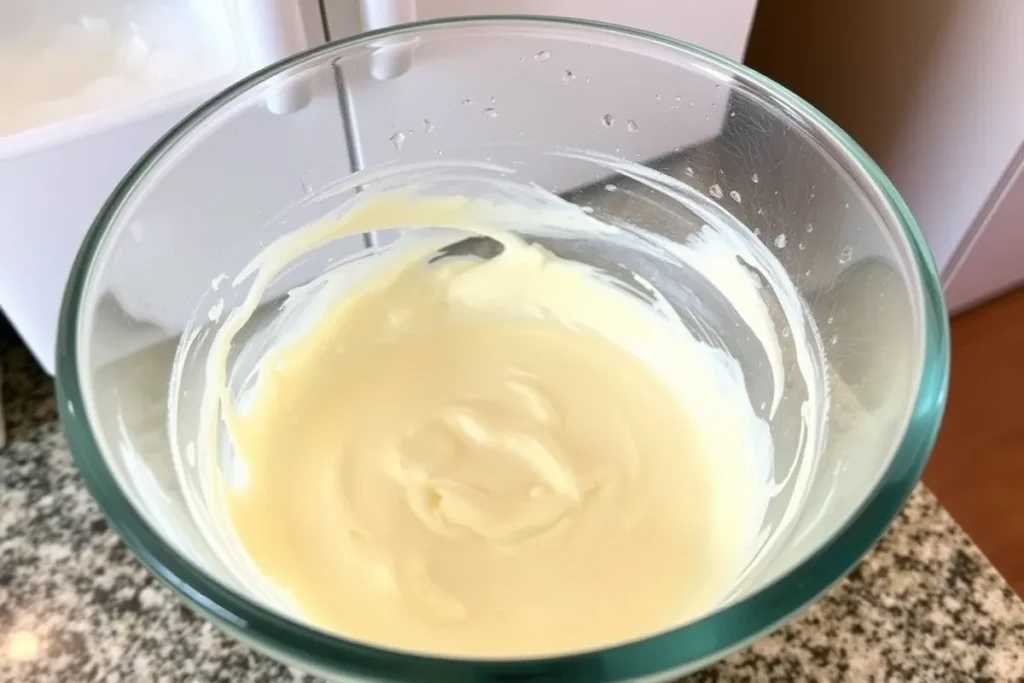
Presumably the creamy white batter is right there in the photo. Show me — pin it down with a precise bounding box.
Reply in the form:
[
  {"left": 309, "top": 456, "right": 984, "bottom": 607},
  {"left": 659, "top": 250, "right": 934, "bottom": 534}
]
[{"left": 178, "top": 169, "right": 820, "bottom": 658}]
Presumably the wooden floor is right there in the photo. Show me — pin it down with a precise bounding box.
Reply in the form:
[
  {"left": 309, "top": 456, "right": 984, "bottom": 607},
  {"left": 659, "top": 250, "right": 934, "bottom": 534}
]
[{"left": 924, "top": 287, "right": 1024, "bottom": 596}]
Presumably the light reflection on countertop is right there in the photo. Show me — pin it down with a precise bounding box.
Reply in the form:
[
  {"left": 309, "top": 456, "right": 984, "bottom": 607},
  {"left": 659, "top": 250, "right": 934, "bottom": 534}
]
[{"left": 5, "top": 631, "right": 41, "bottom": 663}]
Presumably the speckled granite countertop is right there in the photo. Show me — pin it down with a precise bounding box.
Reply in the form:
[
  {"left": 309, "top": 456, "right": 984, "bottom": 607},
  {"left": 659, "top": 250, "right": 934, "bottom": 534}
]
[{"left": 2, "top": 335, "right": 1024, "bottom": 682}]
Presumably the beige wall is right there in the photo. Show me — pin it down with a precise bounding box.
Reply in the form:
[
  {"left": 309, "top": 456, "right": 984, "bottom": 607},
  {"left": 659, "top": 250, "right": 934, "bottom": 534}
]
[
  {"left": 746, "top": 0, "right": 1024, "bottom": 290},
  {"left": 747, "top": 0, "right": 955, "bottom": 162}
]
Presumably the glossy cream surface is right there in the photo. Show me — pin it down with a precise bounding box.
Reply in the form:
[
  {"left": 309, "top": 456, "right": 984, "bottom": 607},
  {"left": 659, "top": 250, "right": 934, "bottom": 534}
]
[{"left": 191, "top": 186, "right": 787, "bottom": 657}]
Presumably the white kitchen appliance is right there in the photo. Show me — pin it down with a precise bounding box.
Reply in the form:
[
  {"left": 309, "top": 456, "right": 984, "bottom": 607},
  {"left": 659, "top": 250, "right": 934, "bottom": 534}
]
[{"left": 0, "top": 0, "right": 758, "bottom": 376}]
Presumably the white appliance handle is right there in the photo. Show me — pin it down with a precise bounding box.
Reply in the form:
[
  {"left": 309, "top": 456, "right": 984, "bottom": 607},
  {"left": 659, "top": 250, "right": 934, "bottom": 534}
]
[
  {"left": 359, "top": 0, "right": 417, "bottom": 80},
  {"left": 238, "top": 0, "right": 313, "bottom": 114}
]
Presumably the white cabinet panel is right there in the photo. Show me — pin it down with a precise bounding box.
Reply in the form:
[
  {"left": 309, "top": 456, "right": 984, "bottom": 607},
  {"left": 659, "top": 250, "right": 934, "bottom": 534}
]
[
  {"left": 945, "top": 147, "right": 1024, "bottom": 313},
  {"left": 322, "top": 0, "right": 758, "bottom": 59},
  {"left": 325, "top": 3, "right": 757, "bottom": 195},
  {"left": 412, "top": 0, "right": 756, "bottom": 61}
]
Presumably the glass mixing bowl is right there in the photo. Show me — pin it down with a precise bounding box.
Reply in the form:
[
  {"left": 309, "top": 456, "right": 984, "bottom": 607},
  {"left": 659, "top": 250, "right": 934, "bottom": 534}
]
[{"left": 57, "top": 17, "right": 949, "bottom": 682}]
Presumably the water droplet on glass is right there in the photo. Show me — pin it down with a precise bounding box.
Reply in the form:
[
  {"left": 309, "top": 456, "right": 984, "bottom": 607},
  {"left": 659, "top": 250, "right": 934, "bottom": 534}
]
[
  {"left": 300, "top": 179, "right": 313, "bottom": 196},
  {"left": 751, "top": 173, "right": 759, "bottom": 183},
  {"left": 581, "top": 206, "right": 595, "bottom": 214},
  {"left": 482, "top": 108, "right": 498, "bottom": 118},
  {"left": 797, "top": 242, "right": 806, "bottom": 251},
  {"left": 830, "top": 335, "right": 838, "bottom": 346},
  {"left": 654, "top": 93, "right": 661, "bottom": 100},
  {"left": 461, "top": 98, "right": 472, "bottom": 105},
  {"left": 626, "top": 119, "right": 639, "bottom": 133},
  {"left": 805, "top": 269, "right": 812, "bottom": 277},
  {"left": 684, "top": 166, "right": 694, "bottom": 177},
  {"left": 422, "top": 118, "right": 434, "bottom": 133},
  {"left": 827, "top": 315, "right": 835, "bottom": 324},
  {"left": 601, "top": 114, "right": 614, "bottom": 127},
  {"left": 484, "top": 155, "right": 492, "bottom": 162},
  {"left": 844, "top": 202, "right": 851, "bottom": 209},
  {"left": 389, "top": 131, "right": 405, "bottom": 151},
  {"left": 562, "top": 70, "right": 575, "bottom": 83},
  {"left": 490, "top": 95, "right": 497, "bottom": 103},
  {"left": 782, "top": 326, "right": 791, "bottom": 338},
  {"left": 753, "top": 227, "right": 761, "bottom": 236},
  {"left": 838, "top": 245, "right": 853, "bottom": 264},
  {"left": 534, "top": 50, "right": 550, "bottom": 62},
  {"left": 708, "top": 184, "right": 724, "bottom": 199},
  {"left": 605, "top": 183, "right": 617, "bottom": 192},
  {"left": 729, "top": 190, "right": 742, "bottom": 203},
  {"left": 806, "top": 223, "right": 814, "bottom": 233},
  {"left": 518, "top": 56, "right": 524, "bottom": 63},
  {"left": 675, "top": 95, "right": 682, "bottom": 102},
  {"left": 774, "top": 234, "right": 788, "bottom": 249}
]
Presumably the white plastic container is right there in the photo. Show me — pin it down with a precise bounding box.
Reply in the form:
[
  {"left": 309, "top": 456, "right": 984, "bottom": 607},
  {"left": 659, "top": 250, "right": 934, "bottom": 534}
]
[
  {"left": 0, "top": 1, "right": 239, "bottom": 156},
  {"left": 0, "top": 1, "right": 328, "bottom": 374}
]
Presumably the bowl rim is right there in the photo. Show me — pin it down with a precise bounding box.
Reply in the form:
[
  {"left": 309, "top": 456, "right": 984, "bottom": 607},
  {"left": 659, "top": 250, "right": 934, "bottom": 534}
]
[{"left": 56, "top": 15, "right": 950, "bottom": 681}]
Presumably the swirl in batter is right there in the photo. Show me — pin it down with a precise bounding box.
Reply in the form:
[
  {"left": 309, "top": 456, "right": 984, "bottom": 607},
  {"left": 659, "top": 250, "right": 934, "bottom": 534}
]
[{"left": 212, "top": 191, "right": 768, "bottom": 656}]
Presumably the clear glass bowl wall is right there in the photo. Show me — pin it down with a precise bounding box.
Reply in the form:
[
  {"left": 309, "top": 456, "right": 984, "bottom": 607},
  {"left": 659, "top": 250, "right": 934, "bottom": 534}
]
[{"left": 58, "top": 18, "right": 948, "bottom": 682}]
